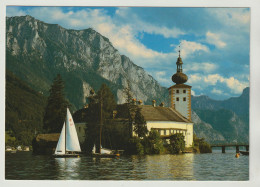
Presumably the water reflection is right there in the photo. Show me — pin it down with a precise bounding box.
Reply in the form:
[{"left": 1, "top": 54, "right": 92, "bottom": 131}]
[
  {"left": 55, "top": 157, "right": 81, "bottom": 179},
  {"left": 5, "top": 152, "right": 249, "bottom": 180}
]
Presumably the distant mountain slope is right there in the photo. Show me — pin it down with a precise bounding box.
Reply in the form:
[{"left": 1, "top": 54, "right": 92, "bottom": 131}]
[
  {"left": 192, "top": 87, "right": 249, "bottom": 116},
  {"left": 6, "top": 15, "right": 168, "bottom": 110},
  {"left": 6, "top": 70, "right": 46, "bottom": 145},
  {"left": 191, "top": 111, "right": 226, "bottom": 143},
  {"left": 191, "top": 87, "right": 249, "bottom": 144},
  {"left": 193, "top": 109, "right": 249, "bottom": 143}
]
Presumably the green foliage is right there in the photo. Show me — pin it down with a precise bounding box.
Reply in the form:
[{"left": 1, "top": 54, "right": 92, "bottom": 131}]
[
  {"left": 5, "top": 131, "right": 17, "bottom": 147},
  {"left": 123, "top": 80, "right": 138, "bottom": 136},
  {"left": 126, "top": 137, "right": 144, "bottom": 155},
  {"left": 133, "top": 108, "right": 148, "bottom": 138},
  {"left": 143, "top": 130, "right": 165, "bottom": 154},
  {"left": 199, "top": 142, "right": 212, "bottom": 153},
  {"left": 43, "top": 74, "right": 70, "bottom": 133},
  {"left": 5, "top": 70, "right": 46, "bottom": 146},
  {"left": 193, "top": 134, "right": 212, "bottom": 153},
  {"left": 168, "top": 133, "right": 185, "bottom": 154},
  {"left": 84, "top": 84, "right": 117, "bottom": 153}
]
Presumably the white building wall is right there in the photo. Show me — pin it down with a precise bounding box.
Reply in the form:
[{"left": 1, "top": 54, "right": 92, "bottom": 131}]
[
  {"left": 170, "top": 87, "right": 191, "bottom": 120},
  {"left": 75, "top": 123, "right": 87, "bottom": 144},
  {"left": 146, "top": 121, "right": 193, "bottom": 147}
]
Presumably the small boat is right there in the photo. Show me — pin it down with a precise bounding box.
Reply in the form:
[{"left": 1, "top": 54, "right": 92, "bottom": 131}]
[
  {"left": 92, "top": 144, "right": 120, "bottom": 158},
  {"left": 239, "top": 151, "right": 249, "bottom": 155},
  {"left": 91, "top": 94, "right": 120, "bottom": 158},
  {"left": 53, "top": 108, "right": 81, "bottom": 157},
  {"left": 235, "top": 153, "right": 240, "bottom": 158}
]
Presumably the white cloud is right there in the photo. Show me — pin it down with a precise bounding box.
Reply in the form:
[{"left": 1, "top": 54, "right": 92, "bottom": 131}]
[
  {"left": 6, "top": 7, "right": 26, "bottom": 17},
  {"left": 211, "top": 88, "right": 223, "bottom": 95},
  {"left": 185, "top": 62, "right": 218, "bottom": 73},
  {"left": 189, "top": 73, "right": 249, "bottom": 94},
  {"left": 206, "top": 8, "right": 250, "bottom": 32},
  {"left": 191, "top": 90, "right": 196, "bottom": 96},
  {"left": 178, "top": 40, "right": 209, "bottom": 58},
  {"left": 206, "top": 32, "right": 226, "bottom": 48},
  {"left": 153, "top": 71, "right": 172, "bottom": 85},
  {"left": 115, "top": 7, "right": 185, "bottom": 38}
]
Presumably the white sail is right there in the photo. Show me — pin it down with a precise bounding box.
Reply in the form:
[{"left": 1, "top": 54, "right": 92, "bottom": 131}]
[
  {"left": 101, "top": 145, "right": 112, "bottom": 154},
  {"left": 92, "top": 144, "right": 96, "bottom": 153},
  {"left": 54, "top": 123, "right": 66, "bottom": 155},
  {"left": 65, "top": 108, "right": 81, "bottom": 152}
]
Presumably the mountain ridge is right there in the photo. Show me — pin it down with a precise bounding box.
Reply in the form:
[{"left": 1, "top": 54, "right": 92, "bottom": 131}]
[{"left": 6, "top": 15, "right": 168, "bottom": 110}]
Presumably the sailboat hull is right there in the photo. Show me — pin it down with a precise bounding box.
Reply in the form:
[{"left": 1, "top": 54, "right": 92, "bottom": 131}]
[
  {"left": 53, "top": 154, "right": 80, "bottom": 158},
  {"left": 92, "top": 153, "right": 120, "bottom": 158}
]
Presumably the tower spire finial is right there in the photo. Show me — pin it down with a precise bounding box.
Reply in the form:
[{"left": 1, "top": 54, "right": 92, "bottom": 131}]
[{"left": 178, "top": 42, "right": 181, "bottom": 57}]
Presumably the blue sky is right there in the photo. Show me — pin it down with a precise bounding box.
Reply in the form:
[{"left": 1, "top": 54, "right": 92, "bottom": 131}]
[{"left": 6, "top": 6, "right": 250, "bottom": 100}]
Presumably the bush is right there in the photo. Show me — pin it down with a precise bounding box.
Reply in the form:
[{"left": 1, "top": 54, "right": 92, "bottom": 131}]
[
  {"left": 199, "top": 142, "right": 212, "bottom": 153},
  {"left": 193, "top": 134, "right": 212, "bottom": 153},
  {"left": 126, "top": 137, "right": 144, "bottom": 155},
  {"left": 168, "top": 133, "right": 185, "bottom": 154},
  {"left": 143, "top": 130, "right": 165, "bottom": 154}
]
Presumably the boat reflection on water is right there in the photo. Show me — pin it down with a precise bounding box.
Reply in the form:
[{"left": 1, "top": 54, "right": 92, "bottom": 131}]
[
  {"left": 54, "top": 157, "right": 81, "bottom": 179},
  {"left": 92, "top": 157, "right": 114, "bottom": 163}
]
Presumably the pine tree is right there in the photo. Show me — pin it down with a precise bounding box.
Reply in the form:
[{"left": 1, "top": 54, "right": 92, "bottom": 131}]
[
  {"left": 85, "top": 84, "right": 117, "bottom": 152},
  {"left": 43, "top": 74, "right": 69, "bottom": 133},
  {"left": 123, "top": 80, "right": 138, "bottom": 136},
  {"left": 133, "top": 107, "right": 148, "bottom": 138}
]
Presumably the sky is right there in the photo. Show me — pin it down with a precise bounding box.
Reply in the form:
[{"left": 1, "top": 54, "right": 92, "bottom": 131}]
[{"left": 6, "top": 6, "right": 250, "bottom": 100}]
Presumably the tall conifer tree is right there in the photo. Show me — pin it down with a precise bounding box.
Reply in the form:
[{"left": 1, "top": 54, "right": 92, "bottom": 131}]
[
  {"left": 133, "top": 107, "right": 148, "bottom": 138},
  {"left": 43, "top": 74, "right": 69, "bottom": 133}
]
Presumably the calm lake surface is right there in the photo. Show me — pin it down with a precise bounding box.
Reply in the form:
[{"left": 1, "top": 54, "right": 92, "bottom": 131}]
[{"left": 5, "top": 148, "right": 249, "bottom": 180}]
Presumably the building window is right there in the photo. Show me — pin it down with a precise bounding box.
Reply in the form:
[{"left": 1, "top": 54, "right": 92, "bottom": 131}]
[
  {"left": 176, "top": 97, "right": 179, "bottom": 101},
  {"left": 176, "top": 90, "right": 179, "bottom": 93},
  {"left": 183, "top": 97, "right": 186, "bottom": 101},
  {"left": 164, "top": 130, "right": 166, "bottom": 135},
  {"left": 183, "top": 90, "right": 186, "bottom": 93}
]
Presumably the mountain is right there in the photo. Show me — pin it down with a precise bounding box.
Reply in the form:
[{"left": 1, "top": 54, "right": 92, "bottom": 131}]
[
  {"left": 6, "top": 70, "right": 46, "bottom": 145},
  {"left": 191, "top": 87, "right": 249, "bottom": 143},
  {"left": 6, "top": 15, "right": 168, "bottom": 111},
  {"left": 191, "top": 111, "right": 226, "bottom": 143},
  {"left": 192, "top": 87, "right": 249, "bottom": 117}
]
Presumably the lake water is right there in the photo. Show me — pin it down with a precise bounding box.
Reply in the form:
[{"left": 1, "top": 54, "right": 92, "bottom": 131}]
[{"left": 5, "top": 148, "right": 249, "bottom": 180}]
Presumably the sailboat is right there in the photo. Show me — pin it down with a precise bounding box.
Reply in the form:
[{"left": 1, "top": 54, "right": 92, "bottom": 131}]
[
  {"left": 53, "top": 108, "right": 81, "bottom": 157},
  {"left": 92, "top": 144, "right": 119, "bottom": 158}
]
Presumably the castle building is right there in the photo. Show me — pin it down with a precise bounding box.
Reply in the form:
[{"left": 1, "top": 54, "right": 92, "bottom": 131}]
[{"left": 74, "top": 49, "right": 193, "bottom": 148}]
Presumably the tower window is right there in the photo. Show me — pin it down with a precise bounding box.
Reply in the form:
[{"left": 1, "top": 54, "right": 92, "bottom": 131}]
[
  {"left": 183, "top": 97, "right": 186, "bottom": 101},
  {"left": 176, "top": 90, "right": 179, "bottom": 93},
  {"left": 176, "top": 97, "right": 179, "bottom": 101},
  {"left": 183, "top": 90, "right": 186, "bottom": 93}
]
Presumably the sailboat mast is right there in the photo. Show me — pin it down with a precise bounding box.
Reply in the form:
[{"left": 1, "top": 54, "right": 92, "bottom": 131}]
[
  {"left": 100, "top": 91, "right": 103, "bottom": 154},
  {"left": 65, "top": 108, "right": 67, "bottom": 154}
]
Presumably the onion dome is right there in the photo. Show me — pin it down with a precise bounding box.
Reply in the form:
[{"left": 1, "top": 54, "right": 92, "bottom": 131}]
[{"left": 171, "top": 49, "right": 188, "bottom": 84}]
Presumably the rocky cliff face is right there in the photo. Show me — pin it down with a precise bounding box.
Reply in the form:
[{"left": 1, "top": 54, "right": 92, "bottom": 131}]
[{"left": 6, "top": 15, "right": 168, "bottom": 110}]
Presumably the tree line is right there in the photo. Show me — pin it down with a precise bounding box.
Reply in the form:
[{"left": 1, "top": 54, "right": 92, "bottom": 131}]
[{"left": 6, "top": 73, "right": 211, "bottom": 154}]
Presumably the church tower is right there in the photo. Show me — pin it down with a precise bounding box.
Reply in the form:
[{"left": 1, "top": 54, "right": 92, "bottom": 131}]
[{"left": 168, "top": 49, "right": 192, "bottom": 121}]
